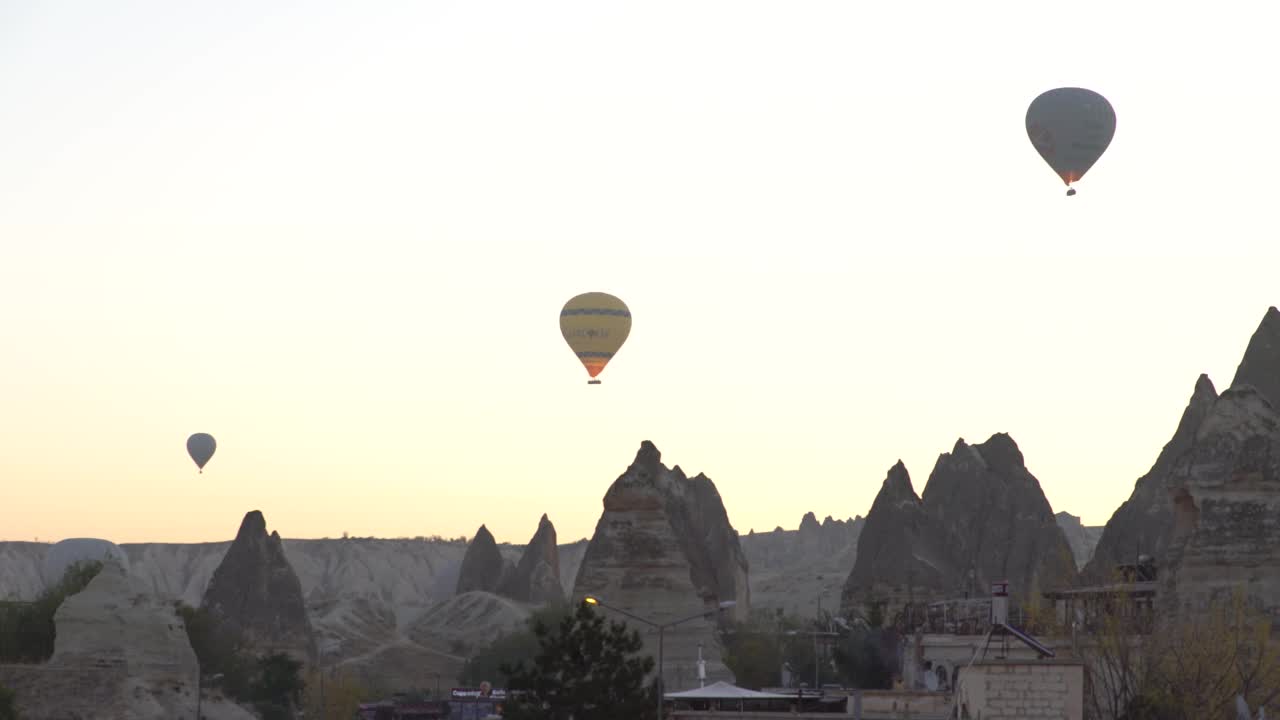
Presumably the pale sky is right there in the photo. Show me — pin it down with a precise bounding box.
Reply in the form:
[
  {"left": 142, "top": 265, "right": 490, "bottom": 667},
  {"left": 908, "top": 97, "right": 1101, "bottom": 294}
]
[{"left": 2, "top": 1, "right": 1278, "bottom": 545}]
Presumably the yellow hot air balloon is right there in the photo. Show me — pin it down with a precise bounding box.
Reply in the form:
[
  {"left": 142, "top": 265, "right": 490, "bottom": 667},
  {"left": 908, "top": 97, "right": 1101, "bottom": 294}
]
[{"left": 560, "top": 292, "right": 631, "bottom": 384}]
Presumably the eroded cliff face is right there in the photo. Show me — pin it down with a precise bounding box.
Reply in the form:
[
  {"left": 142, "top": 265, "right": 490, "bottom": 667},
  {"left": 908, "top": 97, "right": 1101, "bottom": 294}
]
[
  {"left": 740, "top": 513, "right": 862, "bottom": 618},
  {"left": 1162, "top": 385, "right": 1280, "bottom": 614},
  {"left": 201, "top": 511, "right": 317, "bottom": 665},
  {"left": 0, "top": 561, "right": 255, "bottom": 720},
  {"left": 1083, "top": 307, "right": 1280, "bottom": 614},
  {"left": 923, "top": 434, "right": 1077, "bottom": 598},
  {"left": 1055, "top": 512, "right": 1104, "bottom": 570},
  {"left": 1084, "top": 375, "right": 1219, "bottom": 581},
  {"left": 842, "top": 435, "right": 1076, "bottom": 616},
  {"left": 841, "top": 461, "right": 950, "bottom": 614},
  {"left": 572, "top": 441, "right": 750, "bottom": 691}
]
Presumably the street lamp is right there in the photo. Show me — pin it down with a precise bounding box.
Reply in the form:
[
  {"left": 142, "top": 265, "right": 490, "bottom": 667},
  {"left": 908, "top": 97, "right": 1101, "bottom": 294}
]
[{"left": 583, "top": 596, "right": 737, "bottom": 720}]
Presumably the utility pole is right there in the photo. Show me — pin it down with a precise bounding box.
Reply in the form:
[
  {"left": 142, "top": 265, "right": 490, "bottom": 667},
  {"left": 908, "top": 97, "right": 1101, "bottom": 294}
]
[{"left": 815, "top": 595, "right": 822, "bottom": 690}]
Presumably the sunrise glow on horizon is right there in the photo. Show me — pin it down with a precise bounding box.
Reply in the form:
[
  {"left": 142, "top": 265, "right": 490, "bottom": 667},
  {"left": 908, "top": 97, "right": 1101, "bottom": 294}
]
[{"left": 2, "top": 1, "right": 1278, "bottom": 545}]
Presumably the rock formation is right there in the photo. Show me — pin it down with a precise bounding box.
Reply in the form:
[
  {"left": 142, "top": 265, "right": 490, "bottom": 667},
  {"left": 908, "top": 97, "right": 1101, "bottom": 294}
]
[
  {"left": 921, "top": 434, "right": 1078, "bottom": 597},
  {"left": 497, "top": 514, "right": 563, "bottom": 604},
  {"left": 740, "top": 513, "right": 862, "bottom": 618},
  {"left": 1230, "top": 306, "right": 1280, "bottom": 410},
  {"left": 50, "top": 561, "right": 196, "bottom": 680},
  {"left": 1055, "top": 512, "right": 1104, "bottom": 570},
  {"left": 1154, "top": 308, "right": 1280, "bottom": 615},
  {"left": 1083, "top": 374, "right": 1219, "bottom": 581},
  {"left": 1087, "top": 306, "right": 1280, "bottom": 592},
  {"left": 201, "top": 510, "right": 317, "bottom": 665},
  {"left": 455, "top": 525, "right": 509, "bottom": 595},
  {"left": 841, "top": 461, "right": 955, "bottom": 613},
  {"left": 1161, "top": 384, "right": 1280, "bottom": 613},
  {"left": 798, "top": 511, "right": 822, "bottom": 537},
  {"left": 842, "top": 435, "right": 1076, "bottom": 617},
  {"left": 572, "top": 441, "right": 750, "bottom": 690},
  {"left": 0, "top": 530, "right": 583, "bottom": 695},
  {"left": 0, "top": 560, "right": 255, "bottom": 719}
]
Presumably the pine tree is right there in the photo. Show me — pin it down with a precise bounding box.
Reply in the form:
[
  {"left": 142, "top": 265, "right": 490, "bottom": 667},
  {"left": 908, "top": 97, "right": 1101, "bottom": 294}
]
[{"left": 500, "top": 602, "right": 655, "bottom": 720}]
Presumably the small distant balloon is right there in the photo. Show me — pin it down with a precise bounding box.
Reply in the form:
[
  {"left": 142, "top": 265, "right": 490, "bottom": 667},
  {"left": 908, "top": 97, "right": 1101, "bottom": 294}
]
[
  {"left": 1026, "top": 88, "right": 1116, "bottom": 196},
  {"left": 187, "top": 433, "right": 216, "bottom": 473},
  {"left": 559, "top": 292, "right": 631, "bottom": 384}
]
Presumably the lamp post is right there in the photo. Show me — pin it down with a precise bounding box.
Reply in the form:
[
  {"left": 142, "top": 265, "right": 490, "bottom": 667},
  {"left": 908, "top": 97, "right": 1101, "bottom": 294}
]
[
  {"left": 583, "top": 596, "right": 736, "bottom": 720},
  {"left": 195, "top": 672, "right": 223, "bottom": 720}
]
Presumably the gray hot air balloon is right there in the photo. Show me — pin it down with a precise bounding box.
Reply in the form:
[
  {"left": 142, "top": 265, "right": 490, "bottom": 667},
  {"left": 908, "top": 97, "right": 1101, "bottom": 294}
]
[
  {"left": 187, "top": 433, "right": 216, "bottom": 473},
  {"left": 1026, "top": 87, "right": 1116, "bottom": 196},
  {"left": 42, "top": 538, "right": 129, "bottom": 589}
]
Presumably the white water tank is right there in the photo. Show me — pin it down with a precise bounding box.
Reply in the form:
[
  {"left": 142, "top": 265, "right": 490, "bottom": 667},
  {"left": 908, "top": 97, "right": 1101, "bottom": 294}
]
[{"left": 990, "top": 580, "right": 1009, "bottom": 626}]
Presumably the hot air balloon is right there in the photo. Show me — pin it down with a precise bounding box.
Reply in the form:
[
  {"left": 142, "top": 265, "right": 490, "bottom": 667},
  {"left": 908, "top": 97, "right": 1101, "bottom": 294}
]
[
  {"left": 187, "top": 433, "right": 216, "bottom": 473},
  {"left": 560, "top": 292, "right": 631, "bottom": 384},
  {"left": 43, "top": 538, "right": 129, "bottom": 588},
  {"left": 1026, "top": 87, "right": 1116, "bottom": 196}
]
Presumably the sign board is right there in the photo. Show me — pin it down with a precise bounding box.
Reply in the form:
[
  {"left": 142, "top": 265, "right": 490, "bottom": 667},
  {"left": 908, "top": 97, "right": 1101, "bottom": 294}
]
[{"left": 451, "top": 688, "right": 507, "bottom": 700}]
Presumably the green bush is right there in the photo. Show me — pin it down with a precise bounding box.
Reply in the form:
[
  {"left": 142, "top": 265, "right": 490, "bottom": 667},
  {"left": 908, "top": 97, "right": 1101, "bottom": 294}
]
[
  {"left": 0, "top": 561, "right": 103, "bottom": 663},
  {"left": 175, "top": 604, "right": 305, "bottom": 715}
]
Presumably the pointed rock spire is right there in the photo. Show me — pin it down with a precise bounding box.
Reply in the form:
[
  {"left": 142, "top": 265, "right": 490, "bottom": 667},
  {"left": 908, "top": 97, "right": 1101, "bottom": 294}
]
[
  {"left": 456, "top": 525, "right": 506, "bottom": 595},
  {"left": 498, "top": 515, "right": 563, "bottom": 604},
  {"left": 1084, "top": 373, "right": 1220, "bottom": 581},
  {"left": 201, "top": 510, "right": 317, "bottom": 664},
  {"left": 881, "top": 460, "right": 918, "bottom": 503},
  {"left": 1230, "top": 307, "right": 1280, "bottom": 410},
  {"left": 798, "top": 511, "right": 821, "bottom": 536}
]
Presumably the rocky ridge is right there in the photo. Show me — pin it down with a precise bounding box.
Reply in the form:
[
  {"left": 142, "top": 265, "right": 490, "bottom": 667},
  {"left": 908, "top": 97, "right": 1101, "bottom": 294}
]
[
  {"left": 842, "top": 435, "right": 1076, "bottom": 616},
  {"left": 740, "top": 513, "right": 863, "bottom": 618},
  {"left": 0, "top": 531, "right": 588, "bottom": 693}
]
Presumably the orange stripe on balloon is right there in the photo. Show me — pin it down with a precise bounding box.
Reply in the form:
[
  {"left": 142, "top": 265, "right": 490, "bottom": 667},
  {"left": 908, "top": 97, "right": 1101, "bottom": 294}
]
[{"left": 581, "top": 359, "right": 609, "bottom": 377}]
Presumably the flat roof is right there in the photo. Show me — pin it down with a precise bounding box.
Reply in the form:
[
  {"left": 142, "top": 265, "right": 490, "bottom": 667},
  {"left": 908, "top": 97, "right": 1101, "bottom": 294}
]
[{"left": 1042, "top": 581, "right": 1158, "bottom": 598}]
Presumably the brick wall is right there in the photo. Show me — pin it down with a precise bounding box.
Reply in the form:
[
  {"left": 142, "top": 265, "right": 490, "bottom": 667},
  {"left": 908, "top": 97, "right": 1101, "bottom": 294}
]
[{"left": 956, "top": 660, "right": 1084, "bottom": 720}]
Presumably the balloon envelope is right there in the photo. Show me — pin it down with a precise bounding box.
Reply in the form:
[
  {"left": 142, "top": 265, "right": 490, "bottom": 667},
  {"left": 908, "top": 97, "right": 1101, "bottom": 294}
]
[
  {"left": 559, "top": 292, "right": 631, "bottom": 380},
  {"left": 42, "top": 538, "right": 129, "bottom": 588},
  {"left": 1026, "top": 87, "right": 1116, "bottom": 189},
  {"left": 187, "top": 433, "right": 216, "bottom": 470}
]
